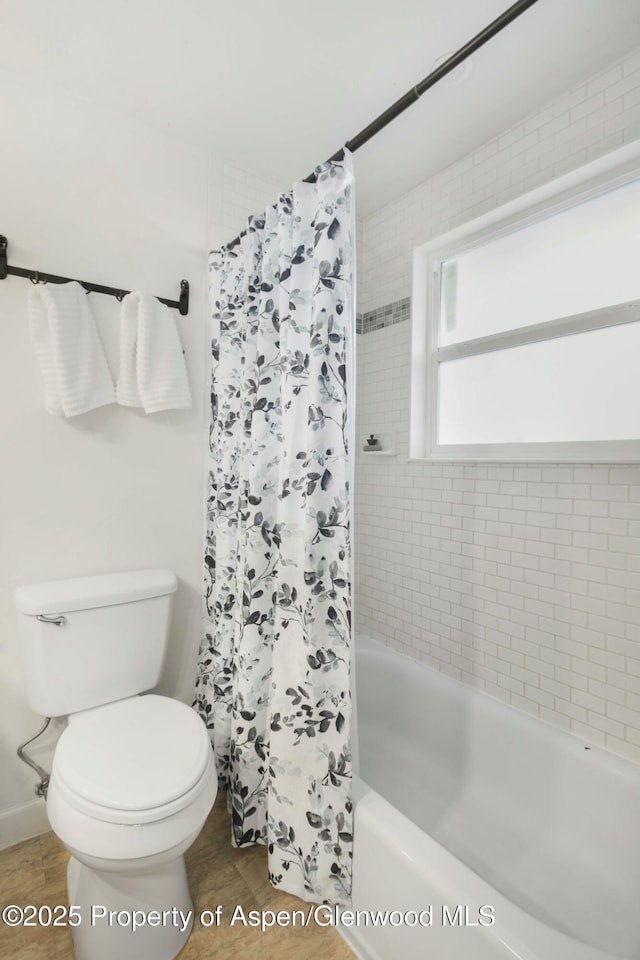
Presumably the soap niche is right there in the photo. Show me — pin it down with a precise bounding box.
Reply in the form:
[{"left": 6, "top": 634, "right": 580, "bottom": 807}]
[{"left": 361, "top": 430, "right": 396, "bottom": 457}]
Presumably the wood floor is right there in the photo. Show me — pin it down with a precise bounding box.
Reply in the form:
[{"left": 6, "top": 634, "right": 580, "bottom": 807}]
[{"left": 0, "top": 793, "right": 357, "bottom": 960}]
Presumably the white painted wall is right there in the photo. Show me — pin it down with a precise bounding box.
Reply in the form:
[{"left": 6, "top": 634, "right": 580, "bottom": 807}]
[
  {"left": 0, "top": 80, "right": 217, "bottom": 846},
  {"left": 355, "top": 45, "right": 640, "bottom": 765},
  {"left": 0, "top": 78, "right": 314, "bottom": 847},
  {"left": 220, "top": 162, "right": 286, "bottom": 243}
]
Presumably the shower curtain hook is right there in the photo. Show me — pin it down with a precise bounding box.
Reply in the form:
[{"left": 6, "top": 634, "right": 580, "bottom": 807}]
[
  {"left": 179, "top": 279, "right": 189, "bottom": 316},
  {"left": 0, "top": 236, "right": 7, "bottom": 280}
]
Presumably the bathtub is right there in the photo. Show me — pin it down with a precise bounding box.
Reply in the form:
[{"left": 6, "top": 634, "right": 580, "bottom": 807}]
[{"left": 342, "top": 636, "right": 640, "bottom": 960}]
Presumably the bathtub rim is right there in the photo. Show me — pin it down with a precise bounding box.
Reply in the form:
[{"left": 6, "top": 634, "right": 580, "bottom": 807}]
[
  {"left": 351, "top": 633, "right": 638, "bottom": 960},
  {"left": 355, "top": 632, "right": 640, "bottom": 777},
  {"left": 348, "top": 772, "right": 618, "bottom": 960}
]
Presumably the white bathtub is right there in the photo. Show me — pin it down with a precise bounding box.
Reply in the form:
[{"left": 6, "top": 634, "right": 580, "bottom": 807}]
[{"left": 343, "top": 636, "right": 640, "bottom": 960}]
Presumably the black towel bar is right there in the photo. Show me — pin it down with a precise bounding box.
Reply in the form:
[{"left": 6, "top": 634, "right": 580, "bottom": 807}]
[{"left": 0, "top": 235, "right": 189, "bottom": 316}]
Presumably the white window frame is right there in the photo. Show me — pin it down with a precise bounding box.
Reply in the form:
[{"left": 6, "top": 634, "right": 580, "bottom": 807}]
[{"left": 410, "top": 140, "right": 640, "bottom": 462}]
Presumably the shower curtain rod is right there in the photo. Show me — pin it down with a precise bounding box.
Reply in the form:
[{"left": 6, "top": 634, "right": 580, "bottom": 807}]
[
  {"left": 305, "top": 0, "right": 541, "bottom": 179},
  {"left": 224, "top": 0, "right": 538, "bottom": 255},
  {"left": 222, "top": 0, "right": 540, "bottom": 251}
]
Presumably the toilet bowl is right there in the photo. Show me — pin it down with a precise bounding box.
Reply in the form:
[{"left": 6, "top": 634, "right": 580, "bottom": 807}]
[
  {"left": 15, "top": 569, "right": 217, "bottom": 960},
  {"left": 47, "top": 695, "right": 216, "bottom": 960}
]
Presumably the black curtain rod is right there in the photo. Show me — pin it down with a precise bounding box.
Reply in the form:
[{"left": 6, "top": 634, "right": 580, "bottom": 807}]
[
  {"left": 220, "top": 0, "right": 541, "bottom": 254},
  {"left": 0, "top": 235, "right": 190, "bottom": 315},
  {"left": 308, "top": 0, "right": 541, "bottom": 176}
]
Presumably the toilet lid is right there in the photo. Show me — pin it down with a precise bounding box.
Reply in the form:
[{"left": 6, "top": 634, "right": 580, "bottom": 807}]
[{"left": 53, "top": 695, "right": 211, "bottom": 814}]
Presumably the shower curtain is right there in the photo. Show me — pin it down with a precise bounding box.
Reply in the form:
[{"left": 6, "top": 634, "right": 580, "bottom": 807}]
[{"left": 195, "top": 153, "right": 354, "bottom": 903}]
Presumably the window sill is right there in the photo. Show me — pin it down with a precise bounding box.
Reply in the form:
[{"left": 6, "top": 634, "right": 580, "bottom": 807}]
[{"left": 409, "top": 456, "right": 640, "bottom": 464}]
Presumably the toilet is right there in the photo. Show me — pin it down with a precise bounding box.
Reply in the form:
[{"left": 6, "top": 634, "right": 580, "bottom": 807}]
[{"left": 14, "top": 568, "right": 217, "bottom": 960}]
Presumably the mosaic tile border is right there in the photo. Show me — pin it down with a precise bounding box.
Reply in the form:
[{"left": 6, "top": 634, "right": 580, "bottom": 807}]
[{"left": 356, "top": 297, "right": 411, "bottom": 334}]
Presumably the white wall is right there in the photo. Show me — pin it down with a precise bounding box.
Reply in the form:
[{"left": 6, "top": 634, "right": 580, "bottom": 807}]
[
  {"left": 0, "top": 81, "right": 308, "bottom": 846},
  {"left": 355, "top": 46, "right": 640, "bottom": 765},
  {"left": 0, "top": 81, "right": 216, "bottom": 846},
  {"left": 220, "top": 162, "right": 286, "bottom": 243}
]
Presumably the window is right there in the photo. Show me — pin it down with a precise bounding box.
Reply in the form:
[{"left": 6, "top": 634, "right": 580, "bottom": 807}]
[{"left": 411, "top": 141, "right": 640, "bottom": 461}]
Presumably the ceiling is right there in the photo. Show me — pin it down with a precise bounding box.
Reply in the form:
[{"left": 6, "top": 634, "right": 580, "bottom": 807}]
[{"left": 1, "top": 0, "right": 640, "bottom": 217}]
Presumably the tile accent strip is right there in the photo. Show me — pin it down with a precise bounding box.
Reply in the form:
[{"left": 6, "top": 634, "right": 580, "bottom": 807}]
[{"left": 356, "top": 296, "right": 411, "bottom": 335}]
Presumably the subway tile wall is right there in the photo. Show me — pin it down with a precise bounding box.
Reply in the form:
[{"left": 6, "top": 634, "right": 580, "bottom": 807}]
[
  {"left": 355, "top": 45, "right": 640, "bottom": 764},
  {"left": 356, "top": 297, "right": 410, "bottom": 335},
  {"left": 360, "top": 47, "right": 640, "bottom": 314}
]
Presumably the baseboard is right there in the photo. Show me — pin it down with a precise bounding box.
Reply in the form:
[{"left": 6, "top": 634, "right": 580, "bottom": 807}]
[{"left": 0, "top": 798, "right": 49, "bottom": 850}]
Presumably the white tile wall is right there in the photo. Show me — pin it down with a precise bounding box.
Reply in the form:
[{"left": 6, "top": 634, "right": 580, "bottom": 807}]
[
  {"left": 360, "top": 47, "right": 640, "bottom": 314},
  {"left": 355, "top": 45, "right": 640, "bottom": 765}
]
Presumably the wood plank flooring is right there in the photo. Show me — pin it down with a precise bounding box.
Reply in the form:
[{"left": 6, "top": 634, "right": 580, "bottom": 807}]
[{"left": 0, "top": 793, "right": 357, "bottom": 960}]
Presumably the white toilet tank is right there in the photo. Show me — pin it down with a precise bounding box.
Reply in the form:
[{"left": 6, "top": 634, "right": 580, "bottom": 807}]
[{"left": 15, "top": 569, "right": 177, "bottom": 717}]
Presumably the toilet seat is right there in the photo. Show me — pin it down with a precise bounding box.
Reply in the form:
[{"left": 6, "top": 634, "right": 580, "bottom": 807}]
[{"left": 52, "top": 694, "right": 212, "bottom": 824}]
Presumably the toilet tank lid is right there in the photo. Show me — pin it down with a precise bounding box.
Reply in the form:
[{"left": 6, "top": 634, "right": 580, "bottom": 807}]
[{"left": 15, "top": 569, "right": 177, "bottom": 615}]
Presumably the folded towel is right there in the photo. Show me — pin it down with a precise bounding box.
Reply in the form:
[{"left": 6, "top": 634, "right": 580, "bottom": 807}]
[
  {"left": 116, "top": 292, "right": 191, "bottom": 413},
  {"left": 28, "top": 281, "right": 115, "bottom": 417}
]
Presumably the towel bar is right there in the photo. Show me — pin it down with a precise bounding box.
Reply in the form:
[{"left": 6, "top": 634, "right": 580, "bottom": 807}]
[{"left": 0, "top": 235, "right": 190, "bottom": 316}]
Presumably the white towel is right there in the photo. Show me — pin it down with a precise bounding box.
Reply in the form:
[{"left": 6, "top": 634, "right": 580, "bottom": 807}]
[
  {"left": 28, "top": 281, "right": 115, "bottom": 417},
  {"left": 116, "top": 292, "right": 191, "bottom": 413}
]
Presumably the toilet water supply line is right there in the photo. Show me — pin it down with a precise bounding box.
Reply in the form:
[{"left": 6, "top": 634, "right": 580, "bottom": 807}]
[{"left": 17, "top": 717, "right": 51, "bottom": 798}]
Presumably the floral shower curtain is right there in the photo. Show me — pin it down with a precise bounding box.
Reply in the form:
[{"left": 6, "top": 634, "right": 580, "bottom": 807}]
[{"left": 194, "top": 153, "right": 354, "bottom": 904}]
